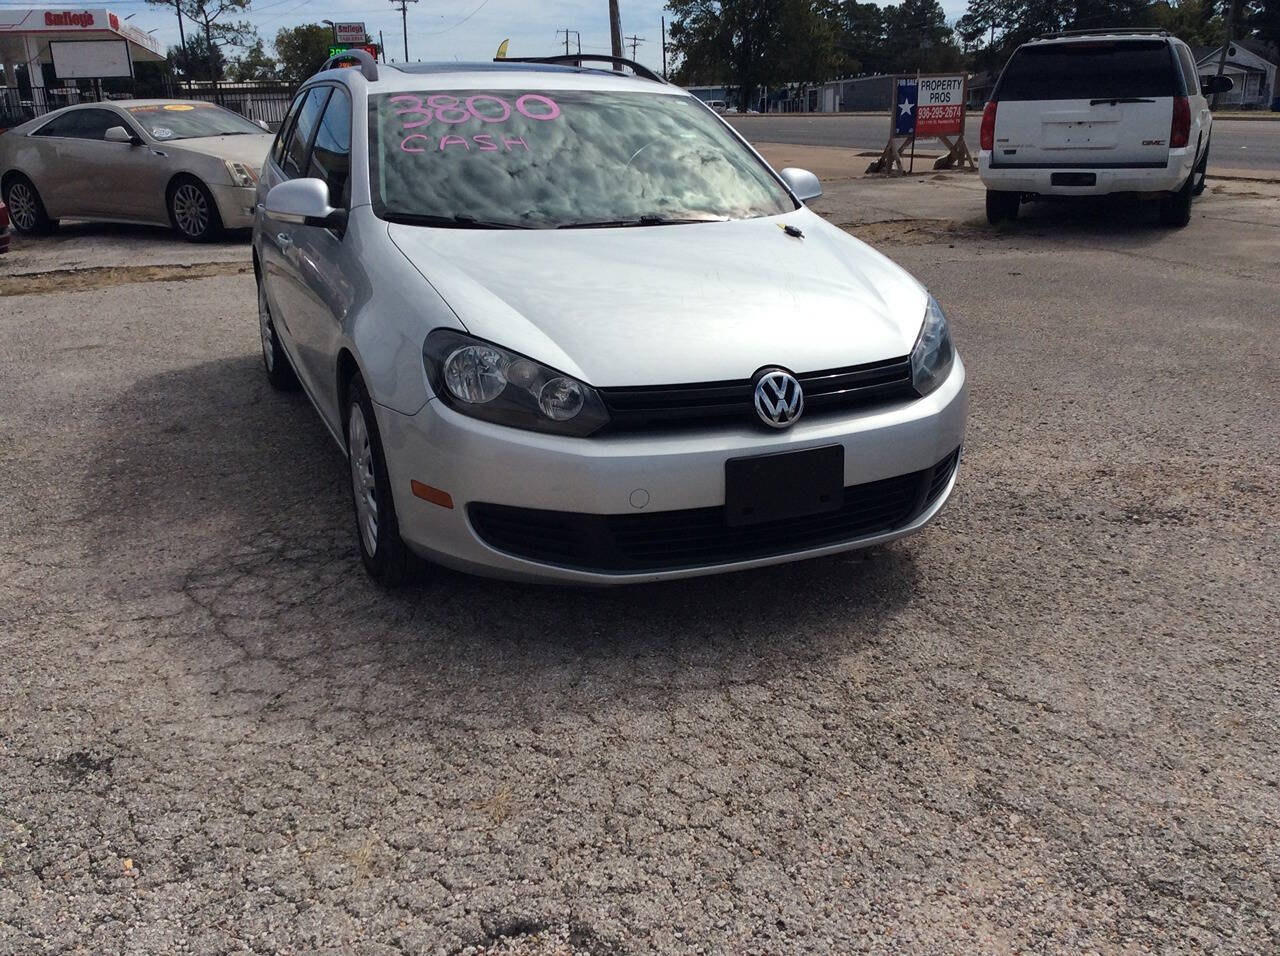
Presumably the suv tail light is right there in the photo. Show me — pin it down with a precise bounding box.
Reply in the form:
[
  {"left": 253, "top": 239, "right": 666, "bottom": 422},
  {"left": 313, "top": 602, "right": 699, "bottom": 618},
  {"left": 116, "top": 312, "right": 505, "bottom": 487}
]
[
  {"left": 980, "top": 101, "right": 997, "bottom": 151},
  {"left": 1170, "top": 96, "right": 1190, "bottom": 149}
]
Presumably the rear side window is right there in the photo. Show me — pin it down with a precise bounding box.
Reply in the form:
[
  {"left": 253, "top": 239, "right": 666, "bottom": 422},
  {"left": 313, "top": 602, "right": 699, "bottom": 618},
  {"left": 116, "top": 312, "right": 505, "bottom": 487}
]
[
  {"left": 996, "top": 40, "right": 1179, "bottom": 101},
  {"left": 306, "top": 87, "right": 352, "bottom": 207},
  {"left": 1175, "top": 44, "right": 1199, "bottom": 94},
  {"left": 34, "top": 108, "right": 122, "bottom": 140},
  {"left": 282, "top": 87, "right": 331, "bottom": 178}
]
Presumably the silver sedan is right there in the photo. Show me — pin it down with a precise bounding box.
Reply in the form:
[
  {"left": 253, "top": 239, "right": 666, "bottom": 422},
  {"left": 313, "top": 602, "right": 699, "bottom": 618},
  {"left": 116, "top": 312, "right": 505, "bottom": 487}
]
[
  {"left": 0, "top": 99, "right": 273, "bottom": 241},
  {"left": 254, "top": 54, "right": 968, "bottom": 586}
]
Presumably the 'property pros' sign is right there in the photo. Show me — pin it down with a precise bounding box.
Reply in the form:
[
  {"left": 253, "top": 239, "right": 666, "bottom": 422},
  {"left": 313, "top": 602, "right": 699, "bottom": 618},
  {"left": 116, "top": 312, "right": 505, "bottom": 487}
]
[
  {"left": 914, "top": 75, "right": 964, "bottom": 137},
  {"left": 333, "top": 21, "right": 365, "bottom": 43}
]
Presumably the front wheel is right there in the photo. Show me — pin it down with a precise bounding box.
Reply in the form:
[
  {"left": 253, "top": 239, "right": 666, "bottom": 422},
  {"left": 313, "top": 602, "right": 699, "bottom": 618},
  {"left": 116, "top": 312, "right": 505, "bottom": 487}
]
[
  {"left": 168, "top": 177, "right": 223, "bottom": 242},
  {"left": 346, "top": 376, "right": 412, "bottom": 586},
  {"left": 985, "top": 189, "right": 1020, "bottom": 224}
]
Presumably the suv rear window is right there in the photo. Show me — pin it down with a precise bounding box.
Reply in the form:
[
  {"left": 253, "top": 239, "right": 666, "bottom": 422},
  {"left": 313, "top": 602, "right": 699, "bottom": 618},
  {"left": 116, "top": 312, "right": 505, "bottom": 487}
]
[{"left": 996, "top": 40, "right": 1180, "bottom": 101}]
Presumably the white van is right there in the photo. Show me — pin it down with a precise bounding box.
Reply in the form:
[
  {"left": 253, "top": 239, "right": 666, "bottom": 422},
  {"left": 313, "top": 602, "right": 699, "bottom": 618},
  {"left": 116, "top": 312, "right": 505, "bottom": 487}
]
[{"left": 978, "top": 30, "right": 1232, "bottom": 227}]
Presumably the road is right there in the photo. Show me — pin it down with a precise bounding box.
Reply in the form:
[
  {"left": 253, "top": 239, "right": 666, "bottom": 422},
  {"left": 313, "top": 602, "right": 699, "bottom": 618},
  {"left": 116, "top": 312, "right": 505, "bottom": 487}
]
[
  {"left": 2, "top": 172, "right": 1277, "bottom": 951},
  {"left": 727, "top": 113, "right": 1280, "bottom": 173}
]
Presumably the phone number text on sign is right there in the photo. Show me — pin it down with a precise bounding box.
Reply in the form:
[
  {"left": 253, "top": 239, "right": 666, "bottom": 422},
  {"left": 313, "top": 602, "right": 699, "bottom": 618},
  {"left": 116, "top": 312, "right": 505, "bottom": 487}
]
[{"left": 392, "top": 93, "right": 561, "bottom": 154}]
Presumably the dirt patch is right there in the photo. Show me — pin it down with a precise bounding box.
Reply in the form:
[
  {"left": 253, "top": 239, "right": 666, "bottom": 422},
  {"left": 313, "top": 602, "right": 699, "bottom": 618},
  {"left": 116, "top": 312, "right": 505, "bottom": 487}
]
[
  {"left": 1, "top": 261, "right": 250, "bottom": 296},
  {"left": 836, "top": 216, "right": 990, "bottom": 244}
]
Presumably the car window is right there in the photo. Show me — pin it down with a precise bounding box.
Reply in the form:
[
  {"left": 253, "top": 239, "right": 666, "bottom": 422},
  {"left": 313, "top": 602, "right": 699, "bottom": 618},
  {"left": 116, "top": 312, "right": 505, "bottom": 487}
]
[
  {"left": 307, "top": 86, "right": 352, "bottom": 207},
  {"left": 33, "top": 108, "right": 121, "bottom": 140},
  {"left": 368, "top": 89, "right": 796, "bottom": 229},
  {"left": 1176, "top": 44, "right": 1200, "bottom": 95},
  {"left": 997, "top": 40, "right": 1179, "bottom": 101},
  {"left": 272, "top": 92, "right": 307, "bottom": 168},
  {"left": 123, "top": 102, "right": 263, "bottom": 141},
  {"left": 282, "top": 87, "right": 331, "bottom": 179}
]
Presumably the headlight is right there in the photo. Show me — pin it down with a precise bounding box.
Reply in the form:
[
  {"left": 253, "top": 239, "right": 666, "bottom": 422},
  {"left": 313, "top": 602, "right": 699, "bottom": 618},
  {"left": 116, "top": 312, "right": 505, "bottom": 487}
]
[
  {"left": 225, "top": 161, "right": 259, "bottom": 188},
  {"left": 423, "top": 330, "right": 610, "bottom": 436},
  {"left": 910, "top": 295, "right": 955, "bottom": 397}
]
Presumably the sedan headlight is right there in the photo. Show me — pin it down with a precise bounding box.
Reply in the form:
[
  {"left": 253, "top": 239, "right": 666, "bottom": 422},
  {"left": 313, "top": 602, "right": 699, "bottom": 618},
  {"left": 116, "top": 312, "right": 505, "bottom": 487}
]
[
  {"left": 423, "top": 330, "right": 610, "bottom": 437},
  {"left": 910, "top": 295, "right": 955, "bottom": 397},
  {"left": 225, "top": 161, "right": 259, "bottom": 188}
]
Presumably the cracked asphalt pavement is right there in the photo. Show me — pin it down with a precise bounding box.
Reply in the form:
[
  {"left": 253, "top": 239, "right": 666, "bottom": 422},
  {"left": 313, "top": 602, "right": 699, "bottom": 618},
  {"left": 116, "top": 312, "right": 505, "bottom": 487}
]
[{"left": 1, "top": 168, "right": 1278, "bottom": 953}]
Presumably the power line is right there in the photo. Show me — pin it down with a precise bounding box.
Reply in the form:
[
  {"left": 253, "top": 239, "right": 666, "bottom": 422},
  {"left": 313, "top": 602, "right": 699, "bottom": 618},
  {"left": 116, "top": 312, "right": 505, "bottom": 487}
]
[
  {"left": 624, "top": 34, "right": 644, "bottom": 60},
  {"left": 556, "top": 28, "right": 581, "bottom": 56}
]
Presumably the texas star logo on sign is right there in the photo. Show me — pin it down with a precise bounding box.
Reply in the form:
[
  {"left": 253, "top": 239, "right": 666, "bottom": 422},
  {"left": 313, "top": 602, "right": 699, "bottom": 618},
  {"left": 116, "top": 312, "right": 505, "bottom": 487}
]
[
  {"left": 754, "top": 370, "right": 804, "bottom": 428},
  {"left": 895, "top": 77, "right": 917, "bottom": 136}
]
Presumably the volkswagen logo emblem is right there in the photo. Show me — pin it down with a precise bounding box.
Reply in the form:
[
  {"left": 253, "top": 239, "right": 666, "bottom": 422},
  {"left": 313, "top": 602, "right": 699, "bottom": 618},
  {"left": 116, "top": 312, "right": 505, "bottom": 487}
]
[{"left": 754, "top": 369, "right": 804, "bottom": 428}]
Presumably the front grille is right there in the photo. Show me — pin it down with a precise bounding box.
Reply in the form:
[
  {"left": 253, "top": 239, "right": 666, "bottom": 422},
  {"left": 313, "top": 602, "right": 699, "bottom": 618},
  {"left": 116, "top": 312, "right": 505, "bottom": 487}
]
[
  {"left": 599, "top": 357, "right": 916, "bottom": 432},
  {"left": 468, "top": 447, "right": 960, "bottom": 574}
]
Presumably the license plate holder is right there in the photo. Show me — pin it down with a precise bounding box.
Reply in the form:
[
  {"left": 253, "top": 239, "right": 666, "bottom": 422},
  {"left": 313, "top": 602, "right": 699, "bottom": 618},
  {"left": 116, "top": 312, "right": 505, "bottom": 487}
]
[{"left": 725, "top": 445, "right": 844, "bottom": 527}]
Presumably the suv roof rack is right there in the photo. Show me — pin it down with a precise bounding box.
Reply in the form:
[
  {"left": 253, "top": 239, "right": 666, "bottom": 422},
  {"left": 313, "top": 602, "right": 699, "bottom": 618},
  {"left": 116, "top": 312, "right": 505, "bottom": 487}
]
[
  {"left": 493, "top": 54, "right": 666, "bottom": 84},
  {"left": 1039, "top": 27, "right": 1169, "bottom": 40},
  {"left": 318, "top": 47, "right": 379, "bottom": 81}
]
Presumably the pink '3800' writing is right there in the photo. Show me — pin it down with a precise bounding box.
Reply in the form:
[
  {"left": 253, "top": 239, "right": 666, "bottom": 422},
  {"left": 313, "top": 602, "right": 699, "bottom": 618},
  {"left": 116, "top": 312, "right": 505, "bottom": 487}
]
[{"left": 391, "top": 93, "right": 561, "bottom": 155}]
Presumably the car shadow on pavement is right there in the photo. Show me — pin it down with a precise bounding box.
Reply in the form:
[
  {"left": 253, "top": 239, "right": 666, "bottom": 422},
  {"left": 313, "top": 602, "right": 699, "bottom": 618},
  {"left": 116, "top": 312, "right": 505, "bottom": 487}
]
[
  {"left": 41, "top": 220, "right": 250, "bottom": 245},
  {"left": 81, "top": 353, "right": 923, "bottom": 713}
]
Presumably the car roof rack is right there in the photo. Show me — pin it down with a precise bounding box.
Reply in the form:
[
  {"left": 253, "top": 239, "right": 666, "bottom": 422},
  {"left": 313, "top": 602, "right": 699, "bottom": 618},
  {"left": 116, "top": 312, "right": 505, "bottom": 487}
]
[
  {"left": 493, "top": 54, "right": 666, "bottom": 84},
  {"left": 318, "top": 47, "right": 378, "bottom": 81},
  {"left": 1040, "top": 27, "right": 1169, "bottom": 40}
]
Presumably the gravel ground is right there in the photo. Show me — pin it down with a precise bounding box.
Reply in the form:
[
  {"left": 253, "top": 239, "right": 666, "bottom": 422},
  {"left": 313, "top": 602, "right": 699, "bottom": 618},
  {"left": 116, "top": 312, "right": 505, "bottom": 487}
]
[{"left": 1, "top": 174, "right": 1277, "bottom": 953}]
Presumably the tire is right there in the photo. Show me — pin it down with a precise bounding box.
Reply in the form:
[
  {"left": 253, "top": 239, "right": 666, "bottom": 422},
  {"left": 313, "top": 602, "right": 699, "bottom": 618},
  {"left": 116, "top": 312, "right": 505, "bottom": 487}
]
[
  {"left": 167, "top": 176, "right": 223, "bottom": 242},
  {"left": 3, "top": 174, "right": 57, "bottom": 234},
  {"left": 1191, "top": 137, "right": 1209, "bottom": 196},
  {"left": 257, "top": 277, "right": 299, "bottom": 391},
  {"left": 985, "top": 189, "right": 1019, "bottom": 224},
  {"left": 1159, "top": 172, "right": 1194, "bottom": 228},
  {"left": 345, "top": 375, "right": 412, "bottom": 586}
]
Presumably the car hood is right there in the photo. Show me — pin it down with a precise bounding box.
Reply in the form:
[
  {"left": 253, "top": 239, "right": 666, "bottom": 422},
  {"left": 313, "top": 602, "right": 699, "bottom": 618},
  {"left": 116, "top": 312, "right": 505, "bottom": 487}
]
[
  {"left": 161, "top": 133, "right": 274, "bottom": 168},
  {"left": 387, "top": 209, "right": 928, "bottom": 387}
]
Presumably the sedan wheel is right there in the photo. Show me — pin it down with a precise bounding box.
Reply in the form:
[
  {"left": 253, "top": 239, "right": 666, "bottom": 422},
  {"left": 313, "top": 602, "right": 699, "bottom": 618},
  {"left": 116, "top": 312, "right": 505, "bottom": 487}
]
[
  {"left": 257, "top": 280, "right": 298, "bottom": 390},
  {"left": 348, "top": 402, "right": 380, "bottom": 557},
  {"left": 344, "top": 376, "right": 412, "bottom": 586},
  {"left": 169, "top": 178, "right": 223, "bottom": 242},
  {"left": 4, "top": 176, "right": 56, "bottom": 234}
]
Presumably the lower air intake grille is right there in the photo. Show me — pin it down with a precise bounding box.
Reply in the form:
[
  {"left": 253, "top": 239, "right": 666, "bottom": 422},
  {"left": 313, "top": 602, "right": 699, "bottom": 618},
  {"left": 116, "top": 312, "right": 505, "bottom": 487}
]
[{"left": 468, "top": 447, "right": 960, "bottom": 573}]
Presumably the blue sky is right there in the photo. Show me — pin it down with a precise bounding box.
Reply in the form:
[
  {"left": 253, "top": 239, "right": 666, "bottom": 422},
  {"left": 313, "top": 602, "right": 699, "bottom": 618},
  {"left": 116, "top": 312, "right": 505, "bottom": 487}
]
[{"left": 13, "top": 0, "right": 969, "bottom": 73}]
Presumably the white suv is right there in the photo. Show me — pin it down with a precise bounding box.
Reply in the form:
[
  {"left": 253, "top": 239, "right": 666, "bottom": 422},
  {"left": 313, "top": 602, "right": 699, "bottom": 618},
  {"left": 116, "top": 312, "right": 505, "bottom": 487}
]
[{"left": 978, "top": 30, "right": 1232, "bottom": 227}]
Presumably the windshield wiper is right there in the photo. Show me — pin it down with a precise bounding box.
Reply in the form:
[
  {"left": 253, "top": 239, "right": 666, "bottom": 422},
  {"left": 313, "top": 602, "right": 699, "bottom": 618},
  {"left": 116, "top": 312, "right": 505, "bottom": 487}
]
[
  {"left": 383, "top": 213, "right": 534, "bottom": 230},
  {"left": 557, "top": 215, "right": 728, "bottom": 229}
]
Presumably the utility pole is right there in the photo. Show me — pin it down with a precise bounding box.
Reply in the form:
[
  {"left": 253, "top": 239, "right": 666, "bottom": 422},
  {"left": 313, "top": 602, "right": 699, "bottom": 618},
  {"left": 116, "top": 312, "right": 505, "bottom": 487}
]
[
  {"left": 556, "top": 29, "right": 580, "bottom": 56},
  {"left": 608, "top": 0, "right": 623, "bottom": 70},
  {"left": 173, "top": 0, "right": 187, "bottom": 66},
  {"left": 625, "top": 34, "right": 644, "bottom": 61},
  {"left": 661, "top": 16, "right": 667, "bottom": 79},
  {"left": 391, "top": 0, "right": 418, "bottom": 63},
  {"left": 379, "top": 30, "right": 386, "bottom": 63},
  {"left": 1212, "top": 0, "right": 1237, "bottom": 110}
]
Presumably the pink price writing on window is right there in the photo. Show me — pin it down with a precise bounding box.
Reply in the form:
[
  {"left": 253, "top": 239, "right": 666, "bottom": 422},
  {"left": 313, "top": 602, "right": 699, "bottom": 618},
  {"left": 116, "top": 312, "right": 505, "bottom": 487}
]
[{"left": 390, "top": 93, "right": 561, "bottom": 130}]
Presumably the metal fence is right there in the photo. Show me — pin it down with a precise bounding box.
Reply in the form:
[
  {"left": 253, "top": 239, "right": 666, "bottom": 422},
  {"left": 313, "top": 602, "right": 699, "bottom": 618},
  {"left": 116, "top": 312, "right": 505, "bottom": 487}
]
[{"left": 1, "top": 80, "right": 296, "bottom": 130}]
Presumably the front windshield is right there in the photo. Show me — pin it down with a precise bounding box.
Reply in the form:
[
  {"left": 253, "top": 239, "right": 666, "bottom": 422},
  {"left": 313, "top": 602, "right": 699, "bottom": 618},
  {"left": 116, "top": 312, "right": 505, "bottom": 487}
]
[
  {"left": 124, "top": 102, "right": 264, "bottom": 141},
  {"left": 368, "top": 89, "right": 796, "bottom": 228}
]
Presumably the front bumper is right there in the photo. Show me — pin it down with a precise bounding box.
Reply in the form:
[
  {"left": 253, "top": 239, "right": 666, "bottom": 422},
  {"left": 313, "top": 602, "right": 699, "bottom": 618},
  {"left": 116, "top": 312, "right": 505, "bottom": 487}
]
[
  {"left": 375, "top": 357, "right": 967, "bottom": 584},
  {"left": 209, "top": 184, "right": 258, "bottom": 229},
  {"left": 978, "top": 148, "right": 1193, "bottom": 196}
]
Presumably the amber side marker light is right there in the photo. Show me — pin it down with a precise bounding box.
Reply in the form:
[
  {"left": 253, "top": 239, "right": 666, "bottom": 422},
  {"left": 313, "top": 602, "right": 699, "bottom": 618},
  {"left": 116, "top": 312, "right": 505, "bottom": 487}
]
[{"left": 411, "top": 481, "right": 454, "bottom": 509}]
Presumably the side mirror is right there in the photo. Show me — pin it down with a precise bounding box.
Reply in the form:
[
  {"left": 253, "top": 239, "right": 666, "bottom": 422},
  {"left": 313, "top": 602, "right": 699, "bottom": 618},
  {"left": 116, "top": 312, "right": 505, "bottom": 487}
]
[
  {"left": 104, "top": 125, "right": 140, "bottom": 145},
  {"left": 779, "top": 167, "right": 822, "bottom": 202},
  {"left": 265, "top": 177, "right": 347, "bottom": 232},
  {"left": 1201, "top": 74, "right": 1234, "bottom": 96}
]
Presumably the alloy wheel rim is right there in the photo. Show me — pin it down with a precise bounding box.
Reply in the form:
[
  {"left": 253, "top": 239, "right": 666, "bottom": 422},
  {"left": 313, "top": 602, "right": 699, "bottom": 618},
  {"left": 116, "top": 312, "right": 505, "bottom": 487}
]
[
  {"left": 347, "top": 404, "right": 379, "bottom": 556},
  {"left": 8, "top": 183, "right": 36, "bottom": 231},
  {"left": 258, "top": 286, "right": 275, "bottom": 372},
  {"left": 173, "top": 184, "right": 208, "bottom": 237}
]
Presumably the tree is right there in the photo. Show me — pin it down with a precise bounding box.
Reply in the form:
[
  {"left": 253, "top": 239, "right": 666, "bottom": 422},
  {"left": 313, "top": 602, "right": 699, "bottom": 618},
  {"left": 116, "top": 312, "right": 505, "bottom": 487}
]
[
  {"left": 1149, "top": 0, "right": 1225, "bottom": 46},
  {"left": 668, "top": 0, "right": 839, "bottom": 110},
  {"left": 274, "top": 24, "right": 337, "bottom": 87},
  {"left": 147, "top": 0, "right": 256, "bottom": 82},
  {"left": 166, "top": 31, "right": 226, "bottom": 80},
  {"left": 956, "top": 0, "right": 1152, "bottom": 72},
  {"left": 882, "top": 0, "right": 964, "bottom": 72},
  {"left": 229, "top": 38, "right": 277, "bottom": 80}
]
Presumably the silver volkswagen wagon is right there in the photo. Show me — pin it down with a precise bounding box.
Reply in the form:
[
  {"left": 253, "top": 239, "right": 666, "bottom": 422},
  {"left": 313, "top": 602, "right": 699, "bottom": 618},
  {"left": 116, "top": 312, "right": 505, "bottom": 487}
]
[{"left": 253, "top": 52, "right": 968, "bottom": 585}]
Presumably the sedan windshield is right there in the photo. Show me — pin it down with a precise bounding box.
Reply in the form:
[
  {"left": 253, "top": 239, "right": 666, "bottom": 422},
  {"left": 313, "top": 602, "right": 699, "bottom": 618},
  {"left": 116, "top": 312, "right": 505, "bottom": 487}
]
[
  {"left": 124, "top": 102, "right": 264, "bottom": 141},
  {"left": 368, "top": 89, "right": 796, "bottom": 228}
]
